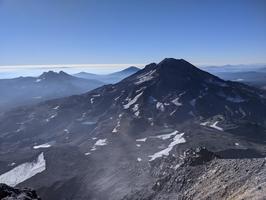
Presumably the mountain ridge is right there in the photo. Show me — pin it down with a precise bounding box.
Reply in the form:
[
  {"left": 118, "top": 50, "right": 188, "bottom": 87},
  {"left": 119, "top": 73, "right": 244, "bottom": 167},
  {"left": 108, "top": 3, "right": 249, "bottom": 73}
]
[
  {"left": 73, "top": 66, "right": 140, "bottom": 83},
  {"left": 0, "top": 58, "right": 265, "bottom": 200}
]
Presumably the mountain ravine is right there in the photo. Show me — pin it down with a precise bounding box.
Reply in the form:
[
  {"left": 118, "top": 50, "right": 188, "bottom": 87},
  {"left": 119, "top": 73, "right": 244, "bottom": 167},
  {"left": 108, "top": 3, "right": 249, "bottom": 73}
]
[{"left": 0, "top": 58, "right": 266, "bottom": 200}]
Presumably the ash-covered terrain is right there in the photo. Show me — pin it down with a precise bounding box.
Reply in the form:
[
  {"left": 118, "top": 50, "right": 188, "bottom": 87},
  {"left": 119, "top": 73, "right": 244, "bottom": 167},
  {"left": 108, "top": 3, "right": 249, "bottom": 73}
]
[{"left": 0, "top": 58, "right": 266, "bottom": 200}]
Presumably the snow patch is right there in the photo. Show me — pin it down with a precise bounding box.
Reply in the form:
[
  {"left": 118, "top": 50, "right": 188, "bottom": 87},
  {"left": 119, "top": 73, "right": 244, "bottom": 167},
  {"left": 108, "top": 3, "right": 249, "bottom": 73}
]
[
  {"left": 8, "top": 163, "right": 16, "bottom": 167},
  {"left": 112, "top": 127, "right": 118, "bottom": 133},
  {"left": 123, "top": 92, "right": 143, "bottom": 109},
  {"left": 115, "top": 95, "right": 122, "bottom": 101},
  {"left": 90, "top": 139, "right": 107, "bottom": 152},
  {"left": 171, "top": 97, "right": 182, "bottom": 106},
  {"left": 135, "top": 70, "right": 156, "bottom": 85},
  {"left": 210, "top": 121, "right": 224, "bottom": 131},
  {"left": 136, "top": 138, "right": 147, "bottom": 142},
  {"left": 134, "top": 110, "right": 140, "bottom": 117},
  {"left": 200, "top": 121, "right": 209, "bottom": 126},
  {"left": 151, "top": 130, "right": 178, "bottom": 140},
  {"left": 0, "top": 153, "right": 46, "bottom": 186},
  {"left": 94, "top": 139, "right": 107, "bottom": 146},
  {"left": 170, "top": 109, "right": 177, "bottom": 116},
  {"left": 156, "top": 102, "right": 165, "bottom": 112},
  {"left": 33, "top": 143, "right": 51, "bottom": 149},
  {"left": 46, "top": 114, "right": 57, "bottom": 122},
  {"left": 132, "top": 104, "right": 140, "bottom": 117},
  {"left": 200, "top": 120, "right": 224, "bottom": 131},
  {"left": 136, "top": 86, "right": 147, "bottom": 93},
  {"left": 148, "top": 133, "right": 186, "bottom": 161},
  {"left": 53, "top": 106, "right": 60, "bottom": 110}
]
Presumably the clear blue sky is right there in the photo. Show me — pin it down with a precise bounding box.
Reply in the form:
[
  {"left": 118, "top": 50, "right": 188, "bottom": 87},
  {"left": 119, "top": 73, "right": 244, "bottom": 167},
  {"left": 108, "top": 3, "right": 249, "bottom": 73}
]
[{"left": 0, "top": 0, "right": 266, "bottom": 66}]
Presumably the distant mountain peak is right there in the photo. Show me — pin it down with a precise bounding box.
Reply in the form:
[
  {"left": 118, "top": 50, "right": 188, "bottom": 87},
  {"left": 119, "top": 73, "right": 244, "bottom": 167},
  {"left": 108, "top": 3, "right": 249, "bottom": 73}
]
[
  {"left": 122, "top": 66, "right": 140, "bottom": 72},
  {"left": 157, "top": 58, "right": 199, "bottom": 72},
  {"left": 132, "top": 58, "right": 219, "bottom": 87},
  {"left": 39, "top": 70, "right": 72, "bottom": 79},
  {"left": 110, "top": 66, "right": 140, "bottom": 76}
]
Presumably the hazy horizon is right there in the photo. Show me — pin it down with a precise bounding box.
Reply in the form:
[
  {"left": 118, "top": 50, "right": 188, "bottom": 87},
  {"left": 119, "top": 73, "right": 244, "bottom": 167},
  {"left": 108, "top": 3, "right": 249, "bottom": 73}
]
[{"left": 1, "top": 61, "right": 266, "bottom": 79}]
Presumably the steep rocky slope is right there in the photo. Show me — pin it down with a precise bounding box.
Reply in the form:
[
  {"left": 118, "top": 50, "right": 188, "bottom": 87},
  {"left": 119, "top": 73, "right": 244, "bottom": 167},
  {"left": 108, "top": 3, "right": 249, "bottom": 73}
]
[{"left": 123, "top": 147, "right": 266, "bottom": 200}]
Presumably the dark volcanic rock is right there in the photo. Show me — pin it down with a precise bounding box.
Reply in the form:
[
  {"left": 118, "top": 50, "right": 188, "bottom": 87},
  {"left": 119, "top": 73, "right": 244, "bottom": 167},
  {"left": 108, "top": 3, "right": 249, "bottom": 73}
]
[
  {"left": 182, "top": 147, "right": 220, "bottom": 166},
  {"left": 123, "top": 148, "right": 266, "bottom": 200},
  {"left": 0, "top": 184, "right": 41, "bottom": 200}
]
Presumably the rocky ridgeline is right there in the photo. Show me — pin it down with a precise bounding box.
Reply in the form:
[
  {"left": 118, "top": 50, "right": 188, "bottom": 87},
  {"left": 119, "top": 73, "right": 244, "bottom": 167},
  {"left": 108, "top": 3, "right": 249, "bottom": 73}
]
[
  {"left": 123, "top": 147, "right": 266, "bottom": 200},
  {"left": 0, "top": 184, "right": 41, "bottom": 200}
]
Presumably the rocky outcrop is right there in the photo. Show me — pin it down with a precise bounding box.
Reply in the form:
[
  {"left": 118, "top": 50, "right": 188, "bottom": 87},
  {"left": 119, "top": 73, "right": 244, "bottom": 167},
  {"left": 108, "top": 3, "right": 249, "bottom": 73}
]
[
  {"left": 123, "top": 148, "right": 266, "bottom": 200},
  {"left": 0, "top": 184, "right": 41, "bottom": 200},
  {"left": 182, "top": 147, "right": 220, "bottom": 166}
]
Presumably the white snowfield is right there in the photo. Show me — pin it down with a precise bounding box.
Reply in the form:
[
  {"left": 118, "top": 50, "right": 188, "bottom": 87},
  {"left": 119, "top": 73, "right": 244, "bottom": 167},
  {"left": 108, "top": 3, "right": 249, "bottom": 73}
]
[
  {"left": 171, "top": 92, "right": 186, "bottom": 106},
  {"left": 0, "top": 153, "right": 46, "bottom": 187},
  {"left": 132, "top": 104, "right": 139, "bottom": 112},
  {"left": 94, "top": 139, "right": 107, "bottom": 146},
  {"left": 132, "top": 104, "right": 140, "bottom": 117},
  {"left": 156, "top": 102, "right": 165, "bottom": 112},
  {"left": 89, "top": 139, "right": 108, "bottom": 152},
  {"left": 151, "top": 130, "right": 179, "bottom": 140},
  {"left": 123, "top": 92, "right": 143, "bottom": 109},
  {"left": 200, "top": 120, "right": 224, "bottom": 131},
  {"left": 171, "top": 97, "right": 182, "bottom": 106},
  {"left": 112, "top": 126, "right": 118, "bottom": 133},
  {"left": 33, "top": 143, "right": 51, "bottom": 149},
  {"left": 136, "top": 86, "right": 147, "bottom": 93},
  {"left": 135, "top": 70, "right": 156, "bottom": 85},
  {"left": 136, "top": 138, "right": 147, "bottom": 142},
  {"left": 46, "top": 114, "right": 57, "bottom": 122},
  {"left": 53, "top": 106, "right": 60, "bottom": 110},
  {"left": 149, "top": 132, "right": 186, "bottom": 161},
  {"left": 210, "top": 121, "right": 224, "bottom": 131}
]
